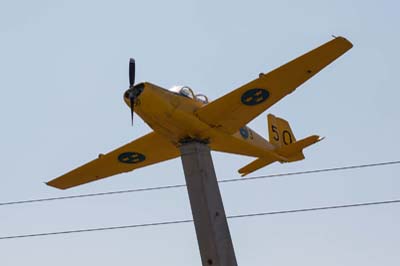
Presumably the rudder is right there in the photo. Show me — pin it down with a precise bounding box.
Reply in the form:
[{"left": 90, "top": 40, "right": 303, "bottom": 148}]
[{"left": 268, "top": 114, "right": 296, "bottom": 148}]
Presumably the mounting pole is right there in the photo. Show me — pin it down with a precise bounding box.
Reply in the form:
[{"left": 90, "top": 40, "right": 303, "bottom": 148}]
[{"left": 180, "top": 141, "right": 238, "bottom": 266}]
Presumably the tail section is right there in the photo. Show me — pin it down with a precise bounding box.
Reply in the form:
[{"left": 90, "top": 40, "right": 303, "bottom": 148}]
[{"left": 238, "top": 114, "right": 323, "bottom": 176}]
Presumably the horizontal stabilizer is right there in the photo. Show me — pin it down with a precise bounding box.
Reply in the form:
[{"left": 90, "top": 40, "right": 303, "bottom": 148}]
[
  {"left": 238, "top": 156, "right": 277, "bottom": 177},
  {"left": 277, "top": 135, "right": 322, "bottom": 159}
]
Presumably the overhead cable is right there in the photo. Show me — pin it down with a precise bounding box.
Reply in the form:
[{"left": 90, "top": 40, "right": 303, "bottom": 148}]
[
  {"left": 1, "top": 160, "right": 399, "bottom": 207},
  {"left": 1, "top": 198, "right": 399, "bottom": 240}
]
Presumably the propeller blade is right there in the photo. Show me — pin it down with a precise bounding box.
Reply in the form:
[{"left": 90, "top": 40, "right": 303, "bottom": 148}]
[
  {"left": 129, "top": 58, "right": 135, "bottom": 87},
  {"left": 130, "top": 95, "right": 135, "bottom": 126}
]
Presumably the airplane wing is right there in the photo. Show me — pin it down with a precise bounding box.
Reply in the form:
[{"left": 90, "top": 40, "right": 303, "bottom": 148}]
[
  {"left": 195, "top": 37, "right": 353, "bottom": 134},
  {"left": 47, "top": 132, "right": 180, "bottom": 189}
]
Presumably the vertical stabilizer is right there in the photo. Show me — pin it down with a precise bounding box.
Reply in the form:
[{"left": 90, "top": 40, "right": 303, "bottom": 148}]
[{"left": 267, "top": 114, "right": 296, "bottom": 148}]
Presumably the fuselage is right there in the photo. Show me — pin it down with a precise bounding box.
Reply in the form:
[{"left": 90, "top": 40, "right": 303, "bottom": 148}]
[{"left": 124, "top": 82, "right": 276, "bottom": 158}]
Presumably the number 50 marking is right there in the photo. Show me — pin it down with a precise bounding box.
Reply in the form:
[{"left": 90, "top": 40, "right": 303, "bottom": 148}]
[{"left": 271, "top": 125, "right": 293, "bottom": 145}]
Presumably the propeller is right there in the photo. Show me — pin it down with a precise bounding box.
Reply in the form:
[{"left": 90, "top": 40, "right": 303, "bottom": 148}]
[{"left": 125, "top": 58, "right": 144, "bottom": 125}]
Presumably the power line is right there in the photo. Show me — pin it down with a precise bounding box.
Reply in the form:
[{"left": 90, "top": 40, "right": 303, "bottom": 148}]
[
  {"left": 1, "top": 160, "right": 399, "bottom": 207},
  {"left": 0, "top": 183, "right": 187, "bottom": 206},
  {"left": 1, "top": 198, "right": 399, "bottom": 240},
  {"left": 226, "top": 160, "right": 400, "bottom": 182}
]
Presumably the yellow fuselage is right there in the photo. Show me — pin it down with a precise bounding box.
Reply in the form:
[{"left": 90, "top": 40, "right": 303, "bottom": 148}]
[{"left": 124, "top": 82, "right": 276, "bottom": 158}]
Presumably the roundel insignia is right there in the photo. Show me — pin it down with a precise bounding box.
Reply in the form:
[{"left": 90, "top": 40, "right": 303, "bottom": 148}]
[
  {"left": 118, "top": 152, "right": 146, "bottom": 164},
  {"left": 241, "top": 88, "right": 270, "bottom": 106},
  {"left": 239, "top": 127, "right": 249, "bottom": 139}
]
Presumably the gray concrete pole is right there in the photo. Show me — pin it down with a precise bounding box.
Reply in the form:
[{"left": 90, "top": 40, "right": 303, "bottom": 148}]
[{"left": 180, "top": 141, "right": 238, "bottom": 266}]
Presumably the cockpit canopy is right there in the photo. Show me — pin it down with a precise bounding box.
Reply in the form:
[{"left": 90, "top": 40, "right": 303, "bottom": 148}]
[{"left": 169, "top": 85, "right": 209, "bottom": 104}]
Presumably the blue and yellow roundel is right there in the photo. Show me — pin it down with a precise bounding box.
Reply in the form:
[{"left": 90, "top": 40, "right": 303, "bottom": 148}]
[
  {"left": 239, "top": 127, "right": 249, "bottom": 139},
  {"left": 118, "top": 152, "right": 146, "bottom": 164},
  {"left": 241, "top": 88, "right": 269, "bottom": 105}
]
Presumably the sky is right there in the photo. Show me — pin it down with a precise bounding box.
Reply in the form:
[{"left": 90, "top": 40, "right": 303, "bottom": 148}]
[{"left": 0, "top": 0, "right": 399, "bottom": 265}]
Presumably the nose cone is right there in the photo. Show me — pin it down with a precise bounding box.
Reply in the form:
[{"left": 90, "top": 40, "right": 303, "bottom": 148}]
[{"left": 123, "top": 83, "right": 145, "bottom": 107}]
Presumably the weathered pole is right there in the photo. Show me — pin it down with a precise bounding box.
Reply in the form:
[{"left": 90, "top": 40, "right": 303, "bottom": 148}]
[{"left": 180, "top": 141, "right": 238, "bottom": 266}]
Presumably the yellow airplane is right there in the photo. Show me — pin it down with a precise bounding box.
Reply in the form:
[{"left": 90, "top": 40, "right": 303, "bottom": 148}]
[{"left": 47, "top": 36, "right": 353, "bottom": 189}]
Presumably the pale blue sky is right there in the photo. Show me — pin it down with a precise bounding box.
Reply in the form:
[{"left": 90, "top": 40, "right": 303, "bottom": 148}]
[{"left": 0, "top": 0, "right": 399, "bottom": 265}]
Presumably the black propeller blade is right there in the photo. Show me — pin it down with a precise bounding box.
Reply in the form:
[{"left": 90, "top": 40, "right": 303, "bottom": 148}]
[
  {"left": 128, "top": 58, "right": 136, "bottom": 126},
  {"left": 129, "top": 58, "right": 135, "bottom": 88},
  {"left": 130, "top": 96, "right": 135, "bottom": 126}
]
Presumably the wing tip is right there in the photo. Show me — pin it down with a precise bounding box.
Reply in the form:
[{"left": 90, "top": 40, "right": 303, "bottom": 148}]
[
  {"left": 332, "top": 35, "right": 353, "bottom": 50},
  {"left": 45, "top": 180, "right": 68, "bottom": 190}
]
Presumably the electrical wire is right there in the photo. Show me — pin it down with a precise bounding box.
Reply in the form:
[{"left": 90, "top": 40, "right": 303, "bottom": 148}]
[
  {"left": 0, "top": 198, "right": 399, "bottom": 240},
  {"left": 1, "top": 160, "right": 399, "bottom": 207}
]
